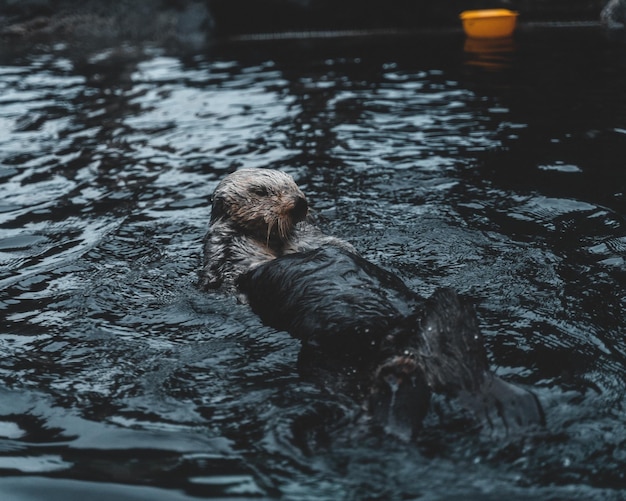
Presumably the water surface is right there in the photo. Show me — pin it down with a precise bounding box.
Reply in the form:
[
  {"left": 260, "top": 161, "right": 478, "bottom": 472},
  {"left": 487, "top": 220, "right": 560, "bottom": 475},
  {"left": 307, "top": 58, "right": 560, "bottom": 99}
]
[{"left": 0, "top": 29, "right": 625, "bottom": 500}]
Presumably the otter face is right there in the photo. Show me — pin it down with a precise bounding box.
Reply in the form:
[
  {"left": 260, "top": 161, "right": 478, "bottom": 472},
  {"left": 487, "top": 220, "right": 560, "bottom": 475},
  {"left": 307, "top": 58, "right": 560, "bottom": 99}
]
[{"left": 211, "top": 168, "right": 309, "bottom": 244}]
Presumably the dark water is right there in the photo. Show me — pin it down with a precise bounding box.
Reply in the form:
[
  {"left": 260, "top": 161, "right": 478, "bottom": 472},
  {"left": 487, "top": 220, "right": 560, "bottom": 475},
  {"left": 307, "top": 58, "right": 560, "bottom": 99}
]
[{"left": 0, "top": 28, "right": 625, "bottom": 500}]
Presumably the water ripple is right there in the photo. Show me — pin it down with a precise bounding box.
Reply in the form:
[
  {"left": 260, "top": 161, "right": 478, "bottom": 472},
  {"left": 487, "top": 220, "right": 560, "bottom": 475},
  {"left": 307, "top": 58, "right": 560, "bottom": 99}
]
[{"left": 0, "top": 33, "right": 625, "bottom": 499}]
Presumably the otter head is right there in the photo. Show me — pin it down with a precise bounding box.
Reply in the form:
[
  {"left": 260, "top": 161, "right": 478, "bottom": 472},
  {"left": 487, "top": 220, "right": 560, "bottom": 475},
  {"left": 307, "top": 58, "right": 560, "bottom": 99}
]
[{"left": 210, "top": 169, "right": 309, "bottom": 245}]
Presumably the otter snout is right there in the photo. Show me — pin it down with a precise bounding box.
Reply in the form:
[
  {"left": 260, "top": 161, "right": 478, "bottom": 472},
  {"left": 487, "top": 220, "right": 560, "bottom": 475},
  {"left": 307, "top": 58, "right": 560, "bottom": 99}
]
[{"left": 291, "top": 195, "right": 308, "bottom": 222}]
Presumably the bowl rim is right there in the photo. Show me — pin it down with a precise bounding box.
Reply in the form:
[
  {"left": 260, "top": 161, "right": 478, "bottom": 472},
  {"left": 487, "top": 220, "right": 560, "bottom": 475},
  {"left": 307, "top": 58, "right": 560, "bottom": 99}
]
[{"left": 459, "top": 9, "right": 519, "bottom": 20}]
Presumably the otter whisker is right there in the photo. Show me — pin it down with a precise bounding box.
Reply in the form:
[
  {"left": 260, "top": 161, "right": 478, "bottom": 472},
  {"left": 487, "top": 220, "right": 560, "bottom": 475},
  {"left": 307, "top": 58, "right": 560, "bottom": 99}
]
[
  {"left": 266, "top": 218, "right": 274, "bottom": 247},
  {"left": 278, "top": 216, "right": 288, "bottom": 241}
]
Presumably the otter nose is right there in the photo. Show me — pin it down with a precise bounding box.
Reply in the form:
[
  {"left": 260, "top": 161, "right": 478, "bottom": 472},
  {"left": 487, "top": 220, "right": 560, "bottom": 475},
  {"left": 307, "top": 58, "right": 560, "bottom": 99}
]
[{"left": 291, "top": 196, "right": 308, "bottom": 221}]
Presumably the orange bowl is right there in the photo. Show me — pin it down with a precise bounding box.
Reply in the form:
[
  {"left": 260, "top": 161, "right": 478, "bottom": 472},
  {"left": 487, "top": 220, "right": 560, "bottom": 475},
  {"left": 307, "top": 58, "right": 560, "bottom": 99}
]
[{"left": 460, "top": 9, "right": 519, "bottom": 39}]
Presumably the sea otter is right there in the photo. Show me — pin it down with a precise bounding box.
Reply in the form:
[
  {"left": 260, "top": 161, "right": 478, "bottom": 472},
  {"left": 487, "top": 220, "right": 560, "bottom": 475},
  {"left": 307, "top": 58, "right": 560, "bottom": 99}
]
[{"left": 201, "top": 168, "right": 544, "bottom": 439}]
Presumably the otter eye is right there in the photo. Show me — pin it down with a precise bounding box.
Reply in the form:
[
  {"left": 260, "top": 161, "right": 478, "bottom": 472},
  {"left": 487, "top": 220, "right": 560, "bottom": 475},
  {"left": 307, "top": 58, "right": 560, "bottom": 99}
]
[{"left": 249, "top": 185, "right": 269, "bottom": 197}]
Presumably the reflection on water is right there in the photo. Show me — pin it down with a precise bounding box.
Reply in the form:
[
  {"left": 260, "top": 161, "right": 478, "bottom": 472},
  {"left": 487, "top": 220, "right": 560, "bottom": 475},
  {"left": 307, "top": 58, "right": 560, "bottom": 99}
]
[
  {"left": 463, "top": 37, "right": 516, "bottom": 70},
  {"left": 0, "top": 28, "right": 625, "bottom": 500}
]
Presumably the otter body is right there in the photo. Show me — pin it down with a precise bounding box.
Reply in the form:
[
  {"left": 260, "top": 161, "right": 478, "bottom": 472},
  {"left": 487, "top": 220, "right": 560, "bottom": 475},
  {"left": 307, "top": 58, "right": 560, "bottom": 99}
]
[{"left": 202, "top": 168, "right": 544, "bottom": 438}]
